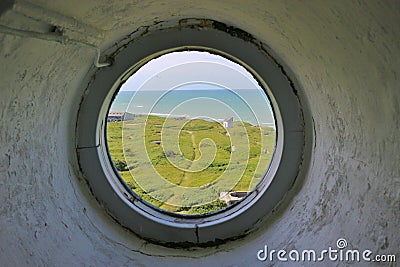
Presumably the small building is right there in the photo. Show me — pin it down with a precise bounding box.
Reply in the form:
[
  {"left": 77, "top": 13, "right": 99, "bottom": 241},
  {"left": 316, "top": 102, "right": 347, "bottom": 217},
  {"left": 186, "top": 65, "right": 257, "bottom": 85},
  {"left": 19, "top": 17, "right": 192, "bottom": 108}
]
[
  {"left": 174, "top": 115, "right": 186, "bottom": 120},
  {"left": 107, "top": 111, "right": 135, "bottom": 122},
  {"left": 219, "top": 191, "right": 248, "bottom": 206},
  {"left": 223, "top": 116, "right": 234, "bottom": 128}
]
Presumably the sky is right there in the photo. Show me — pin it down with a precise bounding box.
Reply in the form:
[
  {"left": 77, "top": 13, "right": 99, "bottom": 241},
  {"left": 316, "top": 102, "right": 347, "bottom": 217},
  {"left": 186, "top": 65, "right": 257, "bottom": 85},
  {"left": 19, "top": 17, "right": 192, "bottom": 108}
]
[{"left": 120, "top": 51, "right": 263, "bottom": 91}]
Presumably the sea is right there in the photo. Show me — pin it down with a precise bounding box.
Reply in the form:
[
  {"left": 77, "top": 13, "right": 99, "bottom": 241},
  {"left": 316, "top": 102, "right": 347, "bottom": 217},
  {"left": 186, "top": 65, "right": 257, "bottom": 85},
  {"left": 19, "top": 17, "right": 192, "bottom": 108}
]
[{"left": 109, "top": 89, "right": 275, "bottom": 127}]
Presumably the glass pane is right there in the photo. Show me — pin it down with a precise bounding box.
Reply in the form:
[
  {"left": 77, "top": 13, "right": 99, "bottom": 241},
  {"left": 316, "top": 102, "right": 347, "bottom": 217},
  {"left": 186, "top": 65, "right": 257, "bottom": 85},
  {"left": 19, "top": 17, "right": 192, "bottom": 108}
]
[{"left": 106, "top": 51, "right": 276, "bottom": 215}]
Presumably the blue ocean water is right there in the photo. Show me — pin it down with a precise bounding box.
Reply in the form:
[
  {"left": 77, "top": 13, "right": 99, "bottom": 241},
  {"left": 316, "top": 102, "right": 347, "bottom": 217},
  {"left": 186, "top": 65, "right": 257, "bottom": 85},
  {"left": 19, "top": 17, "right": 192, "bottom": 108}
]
[{"left": 109, "top": 89, "right": 275, "bottom": 127}]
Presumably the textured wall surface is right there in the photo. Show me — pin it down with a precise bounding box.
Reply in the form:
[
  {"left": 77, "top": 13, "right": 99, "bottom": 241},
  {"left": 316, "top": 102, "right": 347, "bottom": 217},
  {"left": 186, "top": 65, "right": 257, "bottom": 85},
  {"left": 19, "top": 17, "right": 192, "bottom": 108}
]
[{"left": 0, "top": 1, "right": 399, "bottom": 266}]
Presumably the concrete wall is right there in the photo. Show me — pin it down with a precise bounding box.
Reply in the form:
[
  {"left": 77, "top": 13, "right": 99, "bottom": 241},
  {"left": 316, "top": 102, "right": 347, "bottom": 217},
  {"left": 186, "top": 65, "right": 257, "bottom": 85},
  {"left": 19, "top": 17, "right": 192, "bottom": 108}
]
[{"left": 0, "top": 1, "right": 399, "bottom": 266}]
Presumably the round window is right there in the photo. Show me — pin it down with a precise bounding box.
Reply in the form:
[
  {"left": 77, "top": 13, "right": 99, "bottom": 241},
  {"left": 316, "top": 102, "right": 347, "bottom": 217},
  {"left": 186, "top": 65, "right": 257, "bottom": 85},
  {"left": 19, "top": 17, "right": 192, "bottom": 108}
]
[
  {"left": 106, "top": 50, "right": 277, "bottom": 216},
  {"left": 76, "top": 20, "right": 304, "bottom": 245}
]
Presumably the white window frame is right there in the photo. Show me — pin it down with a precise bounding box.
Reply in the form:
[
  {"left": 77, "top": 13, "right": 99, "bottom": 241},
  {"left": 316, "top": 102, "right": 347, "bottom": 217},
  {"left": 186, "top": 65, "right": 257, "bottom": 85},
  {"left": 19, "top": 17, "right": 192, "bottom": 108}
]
[{"left": 76, "top": 20, "right": 305, "bottom": 246}]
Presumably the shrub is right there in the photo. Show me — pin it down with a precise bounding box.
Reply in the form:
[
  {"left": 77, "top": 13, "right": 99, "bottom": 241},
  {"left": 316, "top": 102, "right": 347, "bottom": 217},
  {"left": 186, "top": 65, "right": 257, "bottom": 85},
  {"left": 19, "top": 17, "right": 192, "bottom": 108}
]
[{"left": 114, "top": 159, "right": 128, "bottom": 171}]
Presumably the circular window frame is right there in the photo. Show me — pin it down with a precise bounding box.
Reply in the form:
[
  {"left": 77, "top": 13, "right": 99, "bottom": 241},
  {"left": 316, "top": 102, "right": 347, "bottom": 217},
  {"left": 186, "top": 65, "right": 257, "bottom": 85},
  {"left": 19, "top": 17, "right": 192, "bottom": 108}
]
[
  {"left": 108, "top": 48, "right": 278, "bottom": 218},
  {"left": 76, "top": 20, "right": 304, "bottom": 246}
]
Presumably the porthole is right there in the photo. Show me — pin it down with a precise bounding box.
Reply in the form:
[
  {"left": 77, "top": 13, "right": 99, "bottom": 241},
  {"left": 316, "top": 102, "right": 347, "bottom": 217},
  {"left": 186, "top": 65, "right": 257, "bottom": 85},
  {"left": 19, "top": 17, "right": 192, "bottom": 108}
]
[
  {"left": 106, "top": 50, "right": 277, "bottom": 216},
  {"left": 76, "top": 19, "right": 304, "bottom": 245}
]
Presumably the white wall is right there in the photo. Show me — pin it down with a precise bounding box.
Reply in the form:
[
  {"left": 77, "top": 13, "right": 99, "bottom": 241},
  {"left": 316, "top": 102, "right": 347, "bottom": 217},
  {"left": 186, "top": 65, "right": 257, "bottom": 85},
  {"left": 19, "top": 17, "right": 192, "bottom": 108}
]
[{"left": 0, "top": 1, "right": 399, "bottom": 266}]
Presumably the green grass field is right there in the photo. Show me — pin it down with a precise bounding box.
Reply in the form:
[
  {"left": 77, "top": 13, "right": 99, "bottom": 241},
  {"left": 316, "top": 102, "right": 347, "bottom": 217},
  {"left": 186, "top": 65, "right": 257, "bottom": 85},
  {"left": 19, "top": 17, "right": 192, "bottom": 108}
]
[{"left": 106, "top": 115, "right": 275, "bottom": 215}]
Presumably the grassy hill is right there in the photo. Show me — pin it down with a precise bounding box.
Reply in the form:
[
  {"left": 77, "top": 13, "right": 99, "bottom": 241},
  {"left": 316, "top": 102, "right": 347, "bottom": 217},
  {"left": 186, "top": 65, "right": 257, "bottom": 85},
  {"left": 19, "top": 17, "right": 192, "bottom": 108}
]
[{"left": 106, "top": 115, "right": 275, "bottom": 215}]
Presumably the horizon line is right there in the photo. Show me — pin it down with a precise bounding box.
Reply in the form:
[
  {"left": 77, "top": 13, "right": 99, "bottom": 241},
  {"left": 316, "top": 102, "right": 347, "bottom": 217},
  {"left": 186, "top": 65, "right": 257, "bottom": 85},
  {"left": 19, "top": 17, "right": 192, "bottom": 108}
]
[{"left": 120, "top": 88, "right": 264, "bottom": 92}]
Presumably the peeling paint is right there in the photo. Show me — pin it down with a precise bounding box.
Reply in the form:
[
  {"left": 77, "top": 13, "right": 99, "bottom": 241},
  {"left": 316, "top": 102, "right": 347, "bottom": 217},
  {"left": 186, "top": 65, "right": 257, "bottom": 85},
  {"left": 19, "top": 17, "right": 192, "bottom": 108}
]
[{"left": 0, "top": 1, "right": 399, "bottom": 266}]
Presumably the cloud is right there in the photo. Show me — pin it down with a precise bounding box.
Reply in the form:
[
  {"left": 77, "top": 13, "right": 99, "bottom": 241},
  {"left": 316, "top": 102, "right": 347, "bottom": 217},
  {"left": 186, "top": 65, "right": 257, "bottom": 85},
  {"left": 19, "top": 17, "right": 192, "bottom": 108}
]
[{"left": 120, "top": 51, "right": 262, "bottom": 91}]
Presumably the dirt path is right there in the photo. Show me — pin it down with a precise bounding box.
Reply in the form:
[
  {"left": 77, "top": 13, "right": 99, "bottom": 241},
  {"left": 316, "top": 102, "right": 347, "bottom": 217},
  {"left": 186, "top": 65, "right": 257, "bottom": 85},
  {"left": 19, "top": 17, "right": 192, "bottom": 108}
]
[
  {"left": 190, "top": 133, "right": 200, "bottom": 160},
  {"left": 175, "top": 131, "right": 198, "bottom": 186}
]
